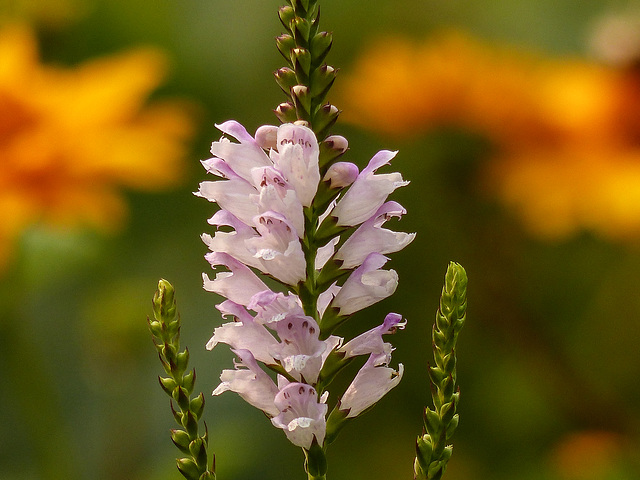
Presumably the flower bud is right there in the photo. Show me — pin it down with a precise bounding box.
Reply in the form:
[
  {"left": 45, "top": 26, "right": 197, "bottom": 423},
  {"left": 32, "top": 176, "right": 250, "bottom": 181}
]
[
  {"left": 323, "top": 162, "right": 358, "bottom": 188},
  {"left": 278, "top": 6, "right": 296, "bottom": 32},
  {"left": 310, "top": 64, "right": 337, "bottom": 101},
  {"left": 276, "top": 34, "right": 296, "bottom": 62},
  {"left": 311, "top": 31, "right": 333, "bottom": 65},
  {"left": 313, "top": 103, "right": 340, "bottom": 137},
  {"left": 292, "top": 85, "right": 312, "bottom": 117},
  {"left": 274, "top": 67, "right": 298, "bottom": 93},
  {"left": 291, "top": 47, "right": 312, "bottom": 77},
  {"left": 292, "top": 17, "right": 312, "bottom": 45},
  {"left": 255, "top": 125, "right": 278, "bottom": 149},
  {"left": 274, "top": 102, "right": 297, "bottom": 123}
]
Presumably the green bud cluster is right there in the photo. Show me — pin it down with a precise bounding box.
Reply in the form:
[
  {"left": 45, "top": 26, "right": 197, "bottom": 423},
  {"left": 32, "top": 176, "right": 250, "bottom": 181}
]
[
  {"left": 414, "top": 263, "right": 467, "bottom": 480},
  {"left": 275, "top": 0, "right": 339, "bottom": 138},
  {"left": 148, "top": 279, "right": 216, "bottom": 480}
]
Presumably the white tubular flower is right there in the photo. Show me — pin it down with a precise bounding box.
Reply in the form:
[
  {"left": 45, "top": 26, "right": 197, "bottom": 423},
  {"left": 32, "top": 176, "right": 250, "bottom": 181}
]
[
  {"left": 248, "top": 290, "right": 305, "bottom": 324},
  {"left": 209, "top": 120, "right": 272, "bottom": 183},
  {"left": 270, "top": 314, "right": 332, "bottom": 384},
  {"left": 271, "top": 381, "right": 328, "bottom": 449},
  {"left": 206, "top": 300, "right": 279, "bottom": 365},
  {"left": 339, "top": 352, "right": 404, "bottom": 418},
  {"left": 332, "top": 150, "right": 409, "bottom": 227},
  {"left": 213, "top": 349, "right": 279, "bottom": 417},
  {"left": 335, "top": 201, "right": 416, "bottom": 270},
  {"left": 272, "top": 123, "right": 320, "bottom": 207},
  {"left": 331, "top": 253, "right": 398, "bottom": 316},
  {"left": 201, "top": 210, "right": 262, "bottom": 271},
  {"left": 203, "top": 252, "right": 269, "bottom": 306},
  {"left": 323, "top": 161, "right": 359, "bottom": 189},
  {"left": 337, "top": 312, "right": 406, "bottom": 358},
  {"left": 246, "top": 212, "right": 306, "bottom": 285}
]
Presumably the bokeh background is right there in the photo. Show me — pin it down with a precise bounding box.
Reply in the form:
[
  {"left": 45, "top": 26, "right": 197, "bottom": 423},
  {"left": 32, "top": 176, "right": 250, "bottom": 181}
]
[{"left": 2, "top": 0, "right": 640, "bottom": 479}]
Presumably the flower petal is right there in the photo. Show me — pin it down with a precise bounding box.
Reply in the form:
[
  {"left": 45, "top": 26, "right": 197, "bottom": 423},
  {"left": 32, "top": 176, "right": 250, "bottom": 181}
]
[
  {"left": 335, "top": 201, "right": 415, "bottom": 269},
  {"left": 331, "top": 253, "right": 398, "bottom": 316},
  {"left": 332, "top": 150, "right": 409, "bottom": 226},
  {"left": 339, "top": 352, "right": 404, "bottom": 418},
  {"left": 271, "top": 382, "right": 327, "bottom": 449},
  {"left": 203, "top": 252, "right": 269, "bottom": 305},
  {"left": 337, "top": 312, "right": 406, "bottom": 358},
  {"left": 213, "top": 349, "right": 279, "bottom": 416}
]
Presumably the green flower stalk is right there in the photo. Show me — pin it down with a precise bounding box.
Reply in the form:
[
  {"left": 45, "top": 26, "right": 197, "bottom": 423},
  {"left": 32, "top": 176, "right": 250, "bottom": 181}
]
[
  {"left": 415, "top": 262, "right": 467, "bottom": 480},
  {"left": 148, "top": 279, "right": 216, "bottom": 480}
]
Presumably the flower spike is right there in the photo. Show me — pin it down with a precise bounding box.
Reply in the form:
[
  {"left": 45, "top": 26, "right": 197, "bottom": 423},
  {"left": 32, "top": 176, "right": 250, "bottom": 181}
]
[{"left": 414, "top": 263, "right": 467, "bottom": 480}]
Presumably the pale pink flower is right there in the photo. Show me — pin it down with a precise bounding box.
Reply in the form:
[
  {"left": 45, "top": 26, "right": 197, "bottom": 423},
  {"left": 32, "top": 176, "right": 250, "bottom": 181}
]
[
  {"left": 248, "top": 290, "right": 305, "bottom": 324},
  {"left": 339, "top": 352, "right": 404, "bottom": 418},
  {"left": 332, "top": 150, "right": 409, "bottom": 226},
  {"left": 272, "top": 123, "right": 320, "bottom": 207},
  {"left": 335, "top": 201, "right": 415, "bottom": 269},
  {"left": 271, "top": 380, "right": 328, "bottom": 449},
  {"left": 203, "top": 252, "right": 268, "bottom": 306},
  {"left": 337, "top": 312, "right": 406, "bottom": 358},
  {"left": 331, "top": 253, "right": 398, "bottom": 316},
  {"left": 323, "top": 162, "right": 359, "bottom": 189},
  {"left": 213, "top": 349, "right": 279, "bottom": 416},
  {"left": 206, "top": 300, "right": 279, "bottom": 365},
  {"left": 270, "top": 314, "right": 341, "bottom": 384},
  {"left": 246, "top": 212, "right": 306, "bottom": 285}
]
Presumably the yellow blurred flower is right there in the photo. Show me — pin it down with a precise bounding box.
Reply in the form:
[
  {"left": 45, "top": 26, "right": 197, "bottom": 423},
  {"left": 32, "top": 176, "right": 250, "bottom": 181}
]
[
  {"left": 549, "top": 431, "right": 628, "bottom": 480},
  {"left": 338, "top": 31, "right": 640, "bottom": 241},
  {"left": 0, "top": 24, "right": 195, "bottom": 271}
]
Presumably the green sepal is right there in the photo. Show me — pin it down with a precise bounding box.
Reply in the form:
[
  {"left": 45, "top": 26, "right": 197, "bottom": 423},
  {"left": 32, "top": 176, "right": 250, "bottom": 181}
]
[
  {"left": 171, "top": 429, "right": 192, "bottom": 455},
  {"left": 159, "top": 376, "right": 177, "bottom": 396},
  {"left": 317, "top": 350, "right": 352, "bottom": 391},
  {"left": 188, "top": 438, "right": 203, "bottom": 460},
  {"left": 442, "top": 373, "right": 455, "bottom": 400},
  {"left": 428, "top": 365, "right": 444, "bottom": 385},
  {"left": 274, "top": 67, "right": 298, "bottom": 93},
  {"left": 190, "top": 393, "right": 205, "bottom": 420},
  {"left": 274, "top": 102, "right": 297, "bottom": 124},
  {"left": 176, "top": 348, "right": 190, "bottom": 375},
  {"left": 173, "top": 386, "right": 191, "bottom": 412},
  {"left": 199, "top": 472, "right": 216, "bottom": 480},
  {"left": 316, "top": 260, "right": 349, "bottom": 292},
  {"left": 292, "top": 17, "right": 312, "bottom": 46},
  {"left": 278, "top": 6, "right": 296, "bottom": 32},
  {"left": 292, "top": 85, "right": 312, "bottom": 119},
  {"left": 276, "top": 34, "right": 296, "bottom": 64},
  {"left": 310, "top": 65, "right": 336, "bottom": 104},
  {"left": 315, "top": 212, "right": 347, "bottom": 245},
  {"left": 318, "top": 306, "right": 347, "bottom": 339},
  {"left": 446, "top": 414, "right": 459, "bottom": 440},
  {"left": 304, "top": 438, "right": 327, "bottom": 477},
  {"left": 324, "top": 405, "right": 349, "bottom": 445},
  {"left": 312, "top": 179, "right": 343, "bottom": 214},
  {"left": 318, "top": 136, "right": 348, "bottom": 170},
  {"left": 177, "top": 457, "right": 201, "bottom": 480},
  {"left": 440, "top": 400, "right": 456, "bottom": 425},
  {"left": 183, "top": 411, "right": 199, "bottom": 439},
  {"left": 313, "top": 103, "right": 340, "bottom": 139},
  {"left": 310, "top": 32, "right": 333, "bottom": 67},
  {"left": 415, "top": 434, "right": 433, "bottom": 472},
  {"left": 424, "top": 408, "right": 440, "bottom": 436},
  {"left": 171, "top": 401, "right": 183, "bottom": 424},
  {"left": 183, "top": 369, "right": 196, "bottom": 395},
  {"left": 291, "top": 47, "right": 312, "bottom": 78},
  {"left": 427, "top": 460, "right": 445, "bottom": 480}
]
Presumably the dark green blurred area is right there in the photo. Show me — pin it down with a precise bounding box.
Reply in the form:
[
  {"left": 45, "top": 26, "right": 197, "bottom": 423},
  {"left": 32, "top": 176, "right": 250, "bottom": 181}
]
[{"left": 2, "top": 0, "right": 640, "bottom": 479}]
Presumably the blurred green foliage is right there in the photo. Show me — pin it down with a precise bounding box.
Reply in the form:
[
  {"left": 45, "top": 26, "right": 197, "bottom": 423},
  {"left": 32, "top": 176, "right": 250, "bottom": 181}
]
[{"left": 1, "top": 1, "right": 640, "bottom": 479}]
